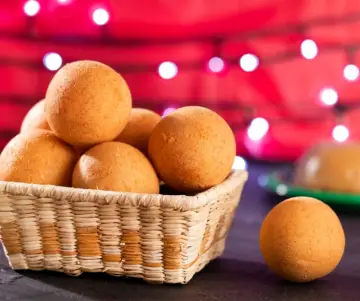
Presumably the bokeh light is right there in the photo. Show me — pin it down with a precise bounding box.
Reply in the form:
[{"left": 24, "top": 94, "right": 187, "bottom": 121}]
[
  {"left": 158, "top": 61, "right": 178, "bottom": 79},
  {"left": 162, "top": 107, "right": 177, "bottom": 117},
  {"left": 239, "top": 54, "right": 259, "bottom": 72},
  {"left": 300, "top": 39, "right": 318, "bottom": 60},
  {"left": 247, "top": 117, "right": 269, "bottom": 141},
  {"left": 332, "top": 125, "right": 349, "bottom": 142},
  {"left": 92, "top": 8, "right": 110, "bottom": 26},
  {"left": 43, "top": 52, "right": 63, "bottom": 71},
  {"left": 208, "top": 57, "right": 225, "bottom": 73},
  {"left": 257, "top": 175, "right": 269, "bottom": 187},
  {"left": 232, "top": 156, "right": 247, "bottom": 170},
  {"left": 276, "top": 184, "right": 288, "bottom": 196},
  {"left": 343, "top": 64, "right": 359, "bottom": 81},
  {"left": 24, "top": 0, "right": 40, "bottom": 17},
  {"left": 319, "top": 87, "right": 338, "bottom": 106}
]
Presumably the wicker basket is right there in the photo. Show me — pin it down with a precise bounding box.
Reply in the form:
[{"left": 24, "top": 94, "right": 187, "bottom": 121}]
[{"left": 0, "top": 169, "right": 247, "bottom": 284}]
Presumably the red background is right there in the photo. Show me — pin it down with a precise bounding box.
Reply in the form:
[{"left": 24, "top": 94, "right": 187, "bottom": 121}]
[{"left": 1, "top": 0, "right": 360, "bottom": 161}]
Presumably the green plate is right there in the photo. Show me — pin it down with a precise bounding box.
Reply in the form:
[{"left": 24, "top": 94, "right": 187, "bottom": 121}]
[{"left": 262, "top": 170, "right": 360, "bottom": 207}]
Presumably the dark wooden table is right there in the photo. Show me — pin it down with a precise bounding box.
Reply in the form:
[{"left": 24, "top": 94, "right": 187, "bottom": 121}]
[{"left": 1, "top": 162, "right": 359, "bottom": 301}]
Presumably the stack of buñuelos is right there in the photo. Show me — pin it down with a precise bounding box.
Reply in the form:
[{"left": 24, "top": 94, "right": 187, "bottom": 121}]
[{"left": 0, "top": 60, "right": 237, "bottom": 195}]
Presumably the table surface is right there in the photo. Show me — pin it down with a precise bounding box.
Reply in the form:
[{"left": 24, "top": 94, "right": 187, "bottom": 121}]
[{"left": 1, "top": 162, "right": 360, "bottom": 301}]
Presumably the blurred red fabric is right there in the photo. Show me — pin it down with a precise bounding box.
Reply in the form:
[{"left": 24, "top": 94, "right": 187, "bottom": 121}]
[{"left": 1, "top": 0, "right": 360, "bottom": 161}]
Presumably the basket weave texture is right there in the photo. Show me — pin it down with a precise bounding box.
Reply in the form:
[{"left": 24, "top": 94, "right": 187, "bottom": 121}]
[{"left": 0, "top": 170, "right": 247, "bottom": 284}]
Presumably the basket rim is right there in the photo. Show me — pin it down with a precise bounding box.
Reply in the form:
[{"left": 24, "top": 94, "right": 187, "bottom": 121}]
[{"left": 0, "top": 169, "right": 248, "bottom": 211}]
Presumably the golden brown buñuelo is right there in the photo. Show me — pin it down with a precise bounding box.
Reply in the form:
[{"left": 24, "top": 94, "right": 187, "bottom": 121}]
[
  {"left": 115, "top": 108, "right": 161, "bottom": 155},
  {"left": 148, "top": 106, "right": 236, "bottom": 193},
  {"left": 293, "top": 141, "right": 360, "bottom": 194},
  {"left": 20, "top": 99, "right": 87, "bottom": 157},
  {"left": 20, "top": 99, "right": 50, "bottom": 133},
  {"left": 260, "top": 196, "right": 345, "bottom": 282},
  {"left": 72, "top": 141, "right": 159, "bottom": 194},
  {"left": 45, "top": 60, "right": 132, "bottom": 147},
  {"left": 0, "top": 130, "right": 77, "bottom": 186}
]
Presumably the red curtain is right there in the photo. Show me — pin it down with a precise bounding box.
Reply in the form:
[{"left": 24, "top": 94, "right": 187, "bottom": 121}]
[{"left": 1, "top": 0, "right": 360, "bottom": 160}]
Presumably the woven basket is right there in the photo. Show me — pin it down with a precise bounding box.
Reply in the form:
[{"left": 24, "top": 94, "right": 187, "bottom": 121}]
[{"left": 0, "top": 169, "right": 247, "bottom": 284}]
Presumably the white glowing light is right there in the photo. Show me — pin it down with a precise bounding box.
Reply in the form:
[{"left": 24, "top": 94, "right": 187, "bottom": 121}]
[
  {"left": 343, "top": 64, "right": 359, "bottom": 81},
  {"left": 58, "top": 0, "right": 70, "bottom": 3},
  {"left": 92, "top": 8, "right": 109, "bottom": 26},
  {"left": 158, "top": 61, "right": 178, "bottom": 79},
  {"left": 232, "top": 156, "right": 247, "bottom": 170},
  {"left": 24, "top": 0, "right": 40, "bottom": 17},
  {"left": 208, "top": 57, "right": 225, "bottom": 73},
  {"left": 247, "top": 117, "right": 269, "bottom": 141},
  {"left": 276, "top": 184, "right": 288, "bottom": 196},
  {"left": 162, "top": 107, "right": 176, "bottom": 117},
  {"left": 300, "top": 39, "right": 318, "bottom": 60},
  {"left": 320, "top": 87, "right": 338, "bottom": 106},
  {"left": 43, "top": 52, "right": 63, "bottom": 71},
  {"left": 332, "top": 125, "right": 349, "bottom": 143},
  {"left": 239, "top": 54, "right": 259, "bottom": 72}
]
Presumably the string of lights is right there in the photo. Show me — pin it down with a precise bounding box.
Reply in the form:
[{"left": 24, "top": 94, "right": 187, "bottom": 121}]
[
  {"left": 3, "top": 0, "right": 360, "bottom": 146},
  {"left": 5, "top": 0, "right": 360, "bottom": 80},
  {"left": 245, "top": 100, "right": 360, "bottom": 144},
  {"left": 16, "top": 1, "right": 360, "bottom": 45}
]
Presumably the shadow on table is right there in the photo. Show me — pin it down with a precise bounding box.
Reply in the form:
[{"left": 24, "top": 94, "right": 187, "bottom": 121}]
[{"left": 16, "top": 257, "right": 360, "bottom": 301}]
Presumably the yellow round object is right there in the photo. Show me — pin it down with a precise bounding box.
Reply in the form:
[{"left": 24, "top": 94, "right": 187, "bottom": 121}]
[
  {"left": 148, "top": 106, "right": 236, "bottom": 193},
  {"left": 72, "top": 142, "right": 159, "bottom": 194},
  {"left": 45, "top": 60, "right": 132, "bottom": 147},
  {"left": 115, "top": 108, "right": 161, "bottom": 154},
  {"left": 0, "top": 130, "right": 77, "bottom": 186},
  {"left": 20, "top": 99, "right": 50, "bottom": 132},
  {"left": 260, "top": 196, "right": 345, "bottom": 282},
  {"left": 293, "top": 141, "right": 360, "bottom": 194}
]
